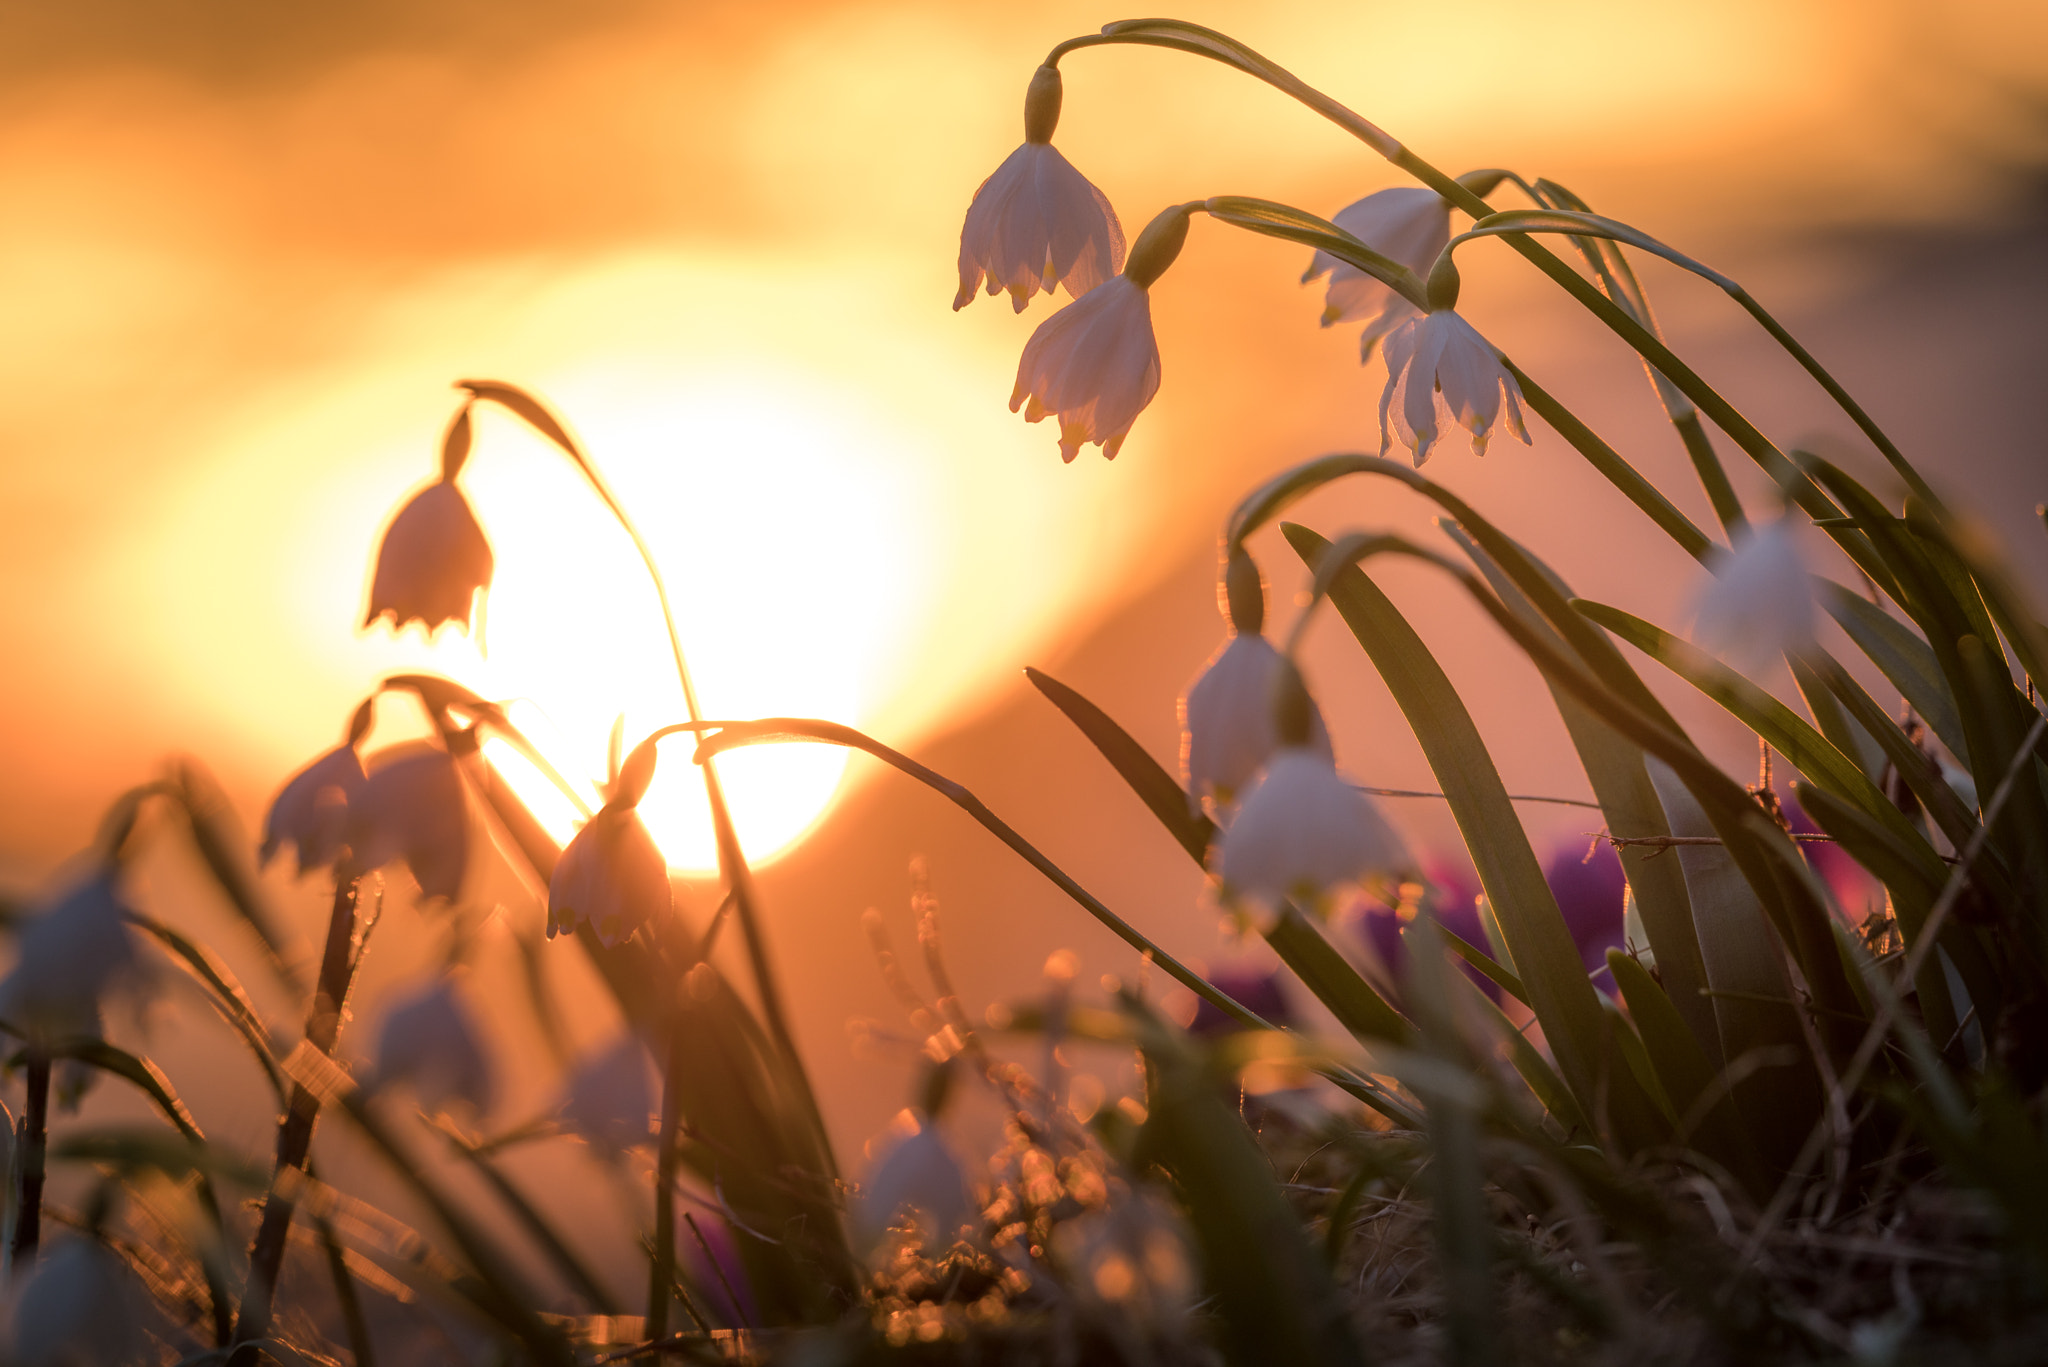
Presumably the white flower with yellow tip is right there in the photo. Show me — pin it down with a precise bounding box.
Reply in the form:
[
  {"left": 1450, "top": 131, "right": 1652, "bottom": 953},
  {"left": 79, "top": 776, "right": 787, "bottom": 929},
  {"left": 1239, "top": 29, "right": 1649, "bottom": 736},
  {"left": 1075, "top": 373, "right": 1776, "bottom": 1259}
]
[
  {"left": 1378, "top": 310, "right": 1530, "bottom": 465},
  {"left": 956, "top": 65, "right": 1125, "bottom": 313},
  {"left": 1303, "top": 187, "right": 1451, "bottom": 359}
]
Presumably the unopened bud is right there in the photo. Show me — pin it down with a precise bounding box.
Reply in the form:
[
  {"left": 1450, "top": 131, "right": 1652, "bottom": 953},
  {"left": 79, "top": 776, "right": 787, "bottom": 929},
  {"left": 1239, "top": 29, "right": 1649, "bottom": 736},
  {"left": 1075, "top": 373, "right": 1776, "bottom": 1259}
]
[
  {"left": 1023, "top": 64, "right": 1063, "bottom": 144},
  {"left": 1125, "top": 207, "right": 1191, "bottom": 289},
  {"left": 440, "top": 402, "right": 475, "bottom": 481},
  {"left": 614, "top": 738, "right": 659, "bottom": 809},
  {"left": 1224, "top": 547, "right": 1265, "bottom": 635},
  {"left": 1272, "top": 659, "right": 1316, "bottom": 748},
  {"left": 1423, "top": 252, "right": 1461, "bottom": 311}
]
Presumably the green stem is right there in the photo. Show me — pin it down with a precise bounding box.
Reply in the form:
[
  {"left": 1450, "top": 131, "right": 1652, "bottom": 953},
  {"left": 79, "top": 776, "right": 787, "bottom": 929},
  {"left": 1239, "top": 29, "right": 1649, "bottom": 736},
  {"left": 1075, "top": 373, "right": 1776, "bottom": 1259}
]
[
  {"left": 678, "top": 718, "right": 1418, "bottom": 1126},
  {"left": 1050, "top": 25, "right": 1883, "bottom": 543},
  {"left": 11, "top": 1054, "right": 47, "bottom": 1265},
  {"left": 648, "top": 1018, "right": 684, "bottom": 1341},
  {"left": 460, "top": 386, "right": 828, "bottom": 1174}
]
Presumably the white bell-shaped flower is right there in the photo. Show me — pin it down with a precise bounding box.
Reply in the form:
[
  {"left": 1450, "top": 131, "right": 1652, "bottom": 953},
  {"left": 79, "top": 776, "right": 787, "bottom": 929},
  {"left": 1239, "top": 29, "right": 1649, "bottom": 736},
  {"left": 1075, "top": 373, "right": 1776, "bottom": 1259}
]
[
  {"left": 854, "top": 1120, "right": 973, "bottom": 1251},
  {"left": 0, "top": 874, "right": 147, "bottom": 1044},
  {"left": 350, "top": 745, "right": 469, "bottom": 902},
  {"left": 1302, "top": 187, "right": 1451, "bottom": 360},
  {"left": 1010, "top": 276, "right": 1161, "bottom": 462},
  {"left": 374, "top": 978, "right": 493, "bottom": 1117},
  {"left": 260, "top": 744, "right": 366, "bottom": 876},
  {"left": 955, "top": 64, "right": 1124, "bottom": 313},
  {"left": 548, "top": 806, "right": 670, "bottom": 945},
  {"left": 363, "top": 480, "right": 494, "bottom": 636},
  {"left": 561, "top": 1034, "right": 655, "bottom": 1155},
  {"left": 1688, "top": 516, "right": 1816, "bottom": 672},
  {"left": 1181, "top": 633, "right": 1333, "bottom": 810},
  {"left": 1378, "top": 309, "right": 1530, "bottom": 465},
  {"left": 7, "top": 1237, "right": 153, "bottom": 1367},
  {"left": 1219, "top": 749, "right": 1412, "bottom": 911}
]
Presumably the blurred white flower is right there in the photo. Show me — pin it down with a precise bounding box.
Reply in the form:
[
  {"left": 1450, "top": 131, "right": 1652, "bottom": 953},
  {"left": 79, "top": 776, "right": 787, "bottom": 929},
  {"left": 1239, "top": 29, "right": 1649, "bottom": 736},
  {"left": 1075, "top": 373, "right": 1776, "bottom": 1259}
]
[
  {"left": 1010, "top": 277, "right": 1161, "bottom": 462},
  {"left": 1219, "top": 749, "right": 1411, "bottom": 910},
  {"left": 548, "top": 806, "right": 670, "bottom": 945},
  {"left": 1378, "top": 310, "right": 1530, "bottom": 465},
  {"left": 259, "top": 744, "right": 366, "bottom": 876},
  {"left": 375, "top": 979, "right": 492, "bottom": 1117},
  {"left": 1688, "top": 516, "right": 1815, "bottom": 672},
  {"left": 855, "top": 1122, "right": 972, "bottom": 1250},
  {"left": 0, "top": 874, "right": 147, "bottom": 1044},
  {"left": 7, "top": 1237, "right": 153, "bottom": 1367},
  {"left": 363, "top": 480, "right": 494, "bottom": 636},
  {"left": 1181, "top": 634, "right": 1333, "bottom": 810},
  {"left": 562, "top": 1034, "right": 655, "bottom": 1155},
  {"left": 955, "top": 64, "right": 1124, "bottom": 313},
  {"left": 351, "top": 745, "right": 469, "bottom": 901},
  {"left": 1302, "top": 187, "right": 1450, "bottom": 359}
]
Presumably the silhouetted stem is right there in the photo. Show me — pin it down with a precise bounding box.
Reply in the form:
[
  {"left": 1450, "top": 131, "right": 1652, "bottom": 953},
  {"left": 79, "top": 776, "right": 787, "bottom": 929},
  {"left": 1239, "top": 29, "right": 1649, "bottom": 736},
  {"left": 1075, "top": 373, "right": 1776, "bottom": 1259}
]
[
  {"left": 237, "top": 873, "right": 362, "bottom": 1345},
  {"left": 12, "top": 1054, "right": 48, "bottom": 1264},
  {"left": 648, "top": 1021, "right": 684, "bottom": 1340},
  {"left": 474, "top": 392, "right": 829, "bottom": 1169}
]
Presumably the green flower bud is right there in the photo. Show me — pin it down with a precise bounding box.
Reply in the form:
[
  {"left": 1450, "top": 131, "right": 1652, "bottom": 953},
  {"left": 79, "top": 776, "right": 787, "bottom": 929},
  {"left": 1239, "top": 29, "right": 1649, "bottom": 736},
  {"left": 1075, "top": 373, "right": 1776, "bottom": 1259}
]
[
  {"left": 1125, "top": 206, "right": 1191, "bottom": 289},
  {"left": 1024, "top": 64, "right": 1062, "bottom": 144},
  {"left": 1224, "top": 546, "right": 1265, "bottom": 635}
]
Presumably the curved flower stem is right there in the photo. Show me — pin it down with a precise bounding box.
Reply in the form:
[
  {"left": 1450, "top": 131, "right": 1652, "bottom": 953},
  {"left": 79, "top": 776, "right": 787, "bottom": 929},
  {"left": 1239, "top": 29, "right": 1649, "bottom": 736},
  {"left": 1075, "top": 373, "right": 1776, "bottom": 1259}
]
[
  {"left": 659, "top": 718, "right": 1419, "bottom": 1126},
  {"left": 10, "top": 1053, "right": 48, "bottom": 1265},
  {"left": 454, "top": 384, "right": 821, "bottom": 1164},
  {"left": 1049, "top": 24, "right": 1926, "bottom": 535}
]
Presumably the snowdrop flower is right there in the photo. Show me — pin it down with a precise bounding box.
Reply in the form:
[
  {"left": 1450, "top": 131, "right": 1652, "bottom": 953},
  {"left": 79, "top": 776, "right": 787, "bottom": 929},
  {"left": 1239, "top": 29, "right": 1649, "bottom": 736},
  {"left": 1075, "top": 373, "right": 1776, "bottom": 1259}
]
[
  {"left": 1182, "top": 634, "right": 1333, "bottom": 809},
  {"left": 363, "top": 480, "right": 494, "bottom": 636},
  {"left": 261, "top": 701, "right": 375, "bottom": 876},
  {"left": 855, "top": 1120, "right": 972, "bottom": 1250},
  {"left": 1220, "top": 749, "right": 1411, "bottom": 909},
  {"left": 548, "top": 741, "right": 671, "bottom": 944},
  {"left": 1688, "top": 516, "right": 1815, "bottom": 672},
  {"left": 1010, "top": 205, "right": 1188, "bottom": 462},
  {"left": 350, "top": 744, "right": 469, "bottom": 901},
  {"left": 955, "top": 64, "right": 1125, "bottom": 313},
  {"left": 1378, "top": 309, "right": 1530, "bottom": 466},
  {"left": 375, "top": 978, "right": 493, "bottom": 1117},
  {"left": 0, "top": 874, "right": 147, "bottom": 1044},
  {"left": 561, "top": 1035, "right": 655, "bottom": 1155},
  {"left": 1302, "top": 187, "right": 1451, "bottom": 359},
  {"left": 1217, "top": 662, "right": 1410, "bottom": 909},
  {"left": 8, "top": 1237, "right": 153, "bottom": 1367}
]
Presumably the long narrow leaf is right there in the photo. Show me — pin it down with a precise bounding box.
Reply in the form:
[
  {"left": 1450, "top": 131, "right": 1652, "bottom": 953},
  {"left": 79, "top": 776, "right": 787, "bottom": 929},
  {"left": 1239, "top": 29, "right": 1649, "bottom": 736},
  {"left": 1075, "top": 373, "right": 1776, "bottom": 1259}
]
[{"left": 1283, "top": 523, "right": 1669, "bottom": 1151}]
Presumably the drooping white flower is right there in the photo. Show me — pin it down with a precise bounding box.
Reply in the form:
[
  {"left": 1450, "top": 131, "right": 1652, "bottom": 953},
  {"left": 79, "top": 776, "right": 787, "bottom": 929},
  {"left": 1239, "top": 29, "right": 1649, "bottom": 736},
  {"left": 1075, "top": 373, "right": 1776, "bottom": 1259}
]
[
  {"left": 1010, "top": 276, "right": 1161, "bottom": 462},
  {"left": 1688, "top": 516, "right": 1815, "bottom": 671},
  {"left": 561, "top": 1034, "right": 655, "bottom": 1155},
  {"left": 854, "top": 1121, "right": 973, "bottom": 1250},
  {"left": 1378, "top": 309, "right": 1530, "bottom": 466},
  {"left": 350, "top": 745, "right": 469, "bottom": 901},
  {"left": 1302, "top": 187, "right": 1451, "bottom": 359},
  {"left": 0, "top": 874, "right": 147, "bottom": 1043},
  {"left": 7, "top": 1237, "right": 153, "bottom": 1367},
  {"left": 548, "top": 806, "right": 670, "bottom": 945},
  {"left": 363, "top": 480, "right": 494, "bottom": 636},
  {"left": 955, "top": 64, "right": 1124, "bottom": 313},
  {"left": 374, "top": 978, "right": 492, "bottom": 1117},
  {"left": 1181, "top": 634, "right": 1333, "bottom": 809},
  {"left": 260, "top": 744, "right": 366, "bottom": 876},
  {"left": 1219, "top": 749, "right": 1412, "bottom": 910}
]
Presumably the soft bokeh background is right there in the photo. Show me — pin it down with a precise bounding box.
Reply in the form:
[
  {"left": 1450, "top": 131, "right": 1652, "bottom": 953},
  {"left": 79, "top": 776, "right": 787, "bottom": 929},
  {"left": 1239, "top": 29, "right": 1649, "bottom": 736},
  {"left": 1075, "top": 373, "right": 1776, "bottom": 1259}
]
[{"left": 2, "top": 0, "right": 2046, "bottom": 1302}]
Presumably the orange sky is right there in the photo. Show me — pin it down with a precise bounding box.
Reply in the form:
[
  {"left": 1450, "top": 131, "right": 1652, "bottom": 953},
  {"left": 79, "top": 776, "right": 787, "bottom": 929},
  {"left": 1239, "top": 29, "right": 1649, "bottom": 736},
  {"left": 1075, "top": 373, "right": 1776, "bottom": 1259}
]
[{"left": 3, "top": 0, "right": 2047, "bottom": 1166}]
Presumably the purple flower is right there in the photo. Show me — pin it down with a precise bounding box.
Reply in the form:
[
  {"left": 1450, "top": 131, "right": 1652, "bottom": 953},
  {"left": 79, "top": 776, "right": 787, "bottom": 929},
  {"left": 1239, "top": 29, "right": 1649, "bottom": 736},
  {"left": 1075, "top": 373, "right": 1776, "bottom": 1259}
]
[
  {"left": 351, "top": 745, "right": 469, "bottom": 901},
  {"left": 363, "top": 481, "right": 494, "bottom": 636},
  {"left": 955, "top": 64, "right": 1125, "bottom": 312},
  {"left": 375, "top": 978, "right": 492, "bottom": 1116}
]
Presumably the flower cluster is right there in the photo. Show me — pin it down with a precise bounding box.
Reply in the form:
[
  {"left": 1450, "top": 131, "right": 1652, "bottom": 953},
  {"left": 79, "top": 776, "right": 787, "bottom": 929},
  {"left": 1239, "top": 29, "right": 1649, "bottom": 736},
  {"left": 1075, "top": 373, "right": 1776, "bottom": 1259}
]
[{"left": 1179, "top": 552, "right": 1410, "bottom": 913}]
